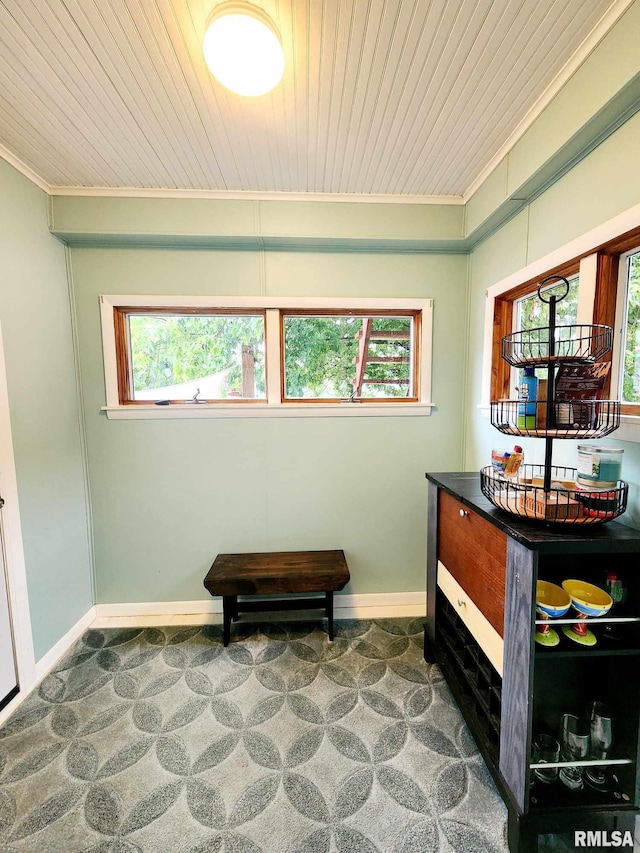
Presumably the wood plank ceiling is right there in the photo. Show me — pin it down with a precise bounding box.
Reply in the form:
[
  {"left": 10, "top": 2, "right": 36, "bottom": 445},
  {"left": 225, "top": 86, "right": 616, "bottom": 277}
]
[{"left": 0, "top": 0, "right": 622, "bottom": 197}]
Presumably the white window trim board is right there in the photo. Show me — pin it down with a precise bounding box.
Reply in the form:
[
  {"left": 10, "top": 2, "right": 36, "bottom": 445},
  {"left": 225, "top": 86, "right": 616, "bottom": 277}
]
[
  {"left": 612, "top": 246, "right": 640, "bottom": 405},
  {"left": 101, "top": 402, "right": 434, "bottom": 419},
  {"left": 0, "top": 322, "right": 36, "bottom": 697},
  {"left": 100, "top": 295, "right": 434, "bottom": 418}
]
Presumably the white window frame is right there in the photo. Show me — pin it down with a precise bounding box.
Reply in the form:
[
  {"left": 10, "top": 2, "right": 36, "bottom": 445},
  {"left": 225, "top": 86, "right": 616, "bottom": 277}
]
[
  {"left": 100, "top": 295, "right": 434, "bottom": 419},
  {"left": 612, "top": 246, "right": 640, "bottom": 405}
]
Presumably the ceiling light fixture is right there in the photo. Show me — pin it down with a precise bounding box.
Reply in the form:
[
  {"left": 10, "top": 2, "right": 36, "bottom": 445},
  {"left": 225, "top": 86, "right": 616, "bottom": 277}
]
[{"left": 203, "top": 2, "right": 285, "bottom": 97}]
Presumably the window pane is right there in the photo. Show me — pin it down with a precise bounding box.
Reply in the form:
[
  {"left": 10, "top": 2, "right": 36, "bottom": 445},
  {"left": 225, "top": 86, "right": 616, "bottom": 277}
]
[
  {"left": 283, "top": 315, "right": 413, "bottom": 399},
  {"left": 515, "top": 276, "right": 579, "bottom": 382},
  {"left": 128, "top": 314, "right": 266, "bottom": 400},
  {"left": 622, "top": 251, "right": 640, "bottom": 404},
  {"left": 516, "top": 276, "right": 579, "bottom": 332}
]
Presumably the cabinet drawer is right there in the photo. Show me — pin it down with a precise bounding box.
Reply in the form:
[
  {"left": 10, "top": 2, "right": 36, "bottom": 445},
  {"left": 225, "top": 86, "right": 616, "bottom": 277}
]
[
  {"left": 437, "top": 490, "right": 506, "bottom": 637},
  {"left": 438, "top": 561, "right": 504, "bottom": 676}
]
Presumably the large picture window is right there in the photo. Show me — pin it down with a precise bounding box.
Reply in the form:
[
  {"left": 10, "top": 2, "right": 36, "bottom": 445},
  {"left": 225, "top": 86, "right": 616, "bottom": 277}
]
[
  {"left": 619, "top": 248, "right": 640, "bottom": 406},
  {"left": 101, "top": 296, "right": 433, "bottom": 418},
  {"left": 485, "top": 219, "right": 640, "bottom": 430}
]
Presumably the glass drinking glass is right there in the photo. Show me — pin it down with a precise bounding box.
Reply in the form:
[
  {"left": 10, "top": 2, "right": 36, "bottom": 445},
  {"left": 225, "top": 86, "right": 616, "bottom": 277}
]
[
  {"left": 559, "top": 714, "right": 590, "bottom": 791},
  {"left": 585, "top": 701, "right": 613, "bottom": 791},
  {"left": 532, "top": 733, "right": 560, "bottom": 784}
]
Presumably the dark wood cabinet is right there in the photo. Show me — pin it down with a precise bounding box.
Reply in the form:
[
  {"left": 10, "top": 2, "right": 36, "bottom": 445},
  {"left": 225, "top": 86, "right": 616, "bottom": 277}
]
[
  {"left": 425, "top": 472, "right": 640, "bottom": 852},
  {"left": 438, "top": 490, "right": 507, "bottom": 636}
]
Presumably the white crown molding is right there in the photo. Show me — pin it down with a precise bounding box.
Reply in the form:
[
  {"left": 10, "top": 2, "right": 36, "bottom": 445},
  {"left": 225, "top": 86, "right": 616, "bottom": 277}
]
[
  {"left": 0, "top": 143, "right": 50, "bottom": 193},
  {"left": 0, "top": 143, "right": 462, "bottom": 204},
  {"left": 463, "top": 0, "right": 635, "bottom": 202},
  {"left": 47, "top": 185, "right": 463, "bottom": 205}
]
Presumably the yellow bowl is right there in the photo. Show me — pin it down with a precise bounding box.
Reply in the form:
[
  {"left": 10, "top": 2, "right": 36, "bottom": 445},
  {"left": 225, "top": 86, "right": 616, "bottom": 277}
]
[
  {"left": 536, "top": 581, "right": 571, "bottom": 617},
  {"left": 561, "top": 579, "right": 613, "bottom": 617}
]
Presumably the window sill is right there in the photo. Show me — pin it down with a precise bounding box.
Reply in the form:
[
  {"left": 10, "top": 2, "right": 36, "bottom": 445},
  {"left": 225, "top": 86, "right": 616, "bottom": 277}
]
[
  {"left": 615, "top": 414, "right": 640, "bottom": 443},
  {"left": 101, "top": 403, "right": 435, "bottom": 420}
]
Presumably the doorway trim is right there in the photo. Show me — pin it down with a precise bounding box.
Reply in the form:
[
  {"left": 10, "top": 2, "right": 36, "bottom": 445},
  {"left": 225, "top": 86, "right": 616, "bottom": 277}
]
[{"left": 0, "top": 321, "right": 35, "bottom": 708}]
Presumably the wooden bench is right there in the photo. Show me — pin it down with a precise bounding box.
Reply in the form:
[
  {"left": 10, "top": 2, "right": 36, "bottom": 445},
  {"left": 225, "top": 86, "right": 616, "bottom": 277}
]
[{"left": 203, "top": 550, "right": 350, "bottom": 646}]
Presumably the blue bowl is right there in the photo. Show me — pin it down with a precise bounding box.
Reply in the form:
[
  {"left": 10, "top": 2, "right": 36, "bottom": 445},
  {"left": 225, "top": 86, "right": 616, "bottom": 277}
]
[
  {"left": 562, "top": 579, "right": 613, "bottom": 618},
  {"left": 536, "top": 580, "right": 571, "bottom": 618}
]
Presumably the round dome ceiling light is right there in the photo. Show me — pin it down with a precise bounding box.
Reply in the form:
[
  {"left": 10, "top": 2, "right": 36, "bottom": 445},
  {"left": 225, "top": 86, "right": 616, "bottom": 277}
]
[{"left": 203, "top": 3, "right": 285, "bottom": 97}]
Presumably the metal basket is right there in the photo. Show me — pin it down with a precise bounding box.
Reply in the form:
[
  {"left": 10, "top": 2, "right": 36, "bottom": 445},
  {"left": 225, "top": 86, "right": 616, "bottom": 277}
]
[
  {"left": 501, "top": 324, "right": 613, "bottom": 366},
  {"left": 490, "top": 399, "right": 620, "bottom": 439},
  {"left": 480, "top": 465, "right": 628, "bottom": 525}
]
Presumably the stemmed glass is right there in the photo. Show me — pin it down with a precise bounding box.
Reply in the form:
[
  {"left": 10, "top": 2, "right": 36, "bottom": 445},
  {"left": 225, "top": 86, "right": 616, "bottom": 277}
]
[
  {"left": 585, "top": 701, "right": 613, "bottom": 791},
  {"left": 532, "top": 733, "right": 560, "bottom": 785},
  {"left": 559, "top": 714, "right": 590, "bottom": 790}
]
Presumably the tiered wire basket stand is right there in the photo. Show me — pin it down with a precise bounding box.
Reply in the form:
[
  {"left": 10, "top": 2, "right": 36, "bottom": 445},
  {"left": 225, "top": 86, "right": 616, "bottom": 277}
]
[{"left": 480, "top": 276, "right": 628, "bottom": 524}]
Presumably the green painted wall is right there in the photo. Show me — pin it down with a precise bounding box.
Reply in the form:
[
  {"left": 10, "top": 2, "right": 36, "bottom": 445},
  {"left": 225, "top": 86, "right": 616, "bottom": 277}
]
[
  {"left": 69, "top": 246, "right": 467, "bottom": 603},
  {"left": 50, "top": 196, "right": 465, "bottom": 248},
  {"left": 0, "top": 0, "right": 635, "bottom": 659},
  {"left": 0, "top": 160, "right": 93, "bottom": 659},
  {"left": 465, "top": 0, "right": 640, "bottom": 239},
  {"left": 465, "top": 110, "right": 640, "bottom": 529}
]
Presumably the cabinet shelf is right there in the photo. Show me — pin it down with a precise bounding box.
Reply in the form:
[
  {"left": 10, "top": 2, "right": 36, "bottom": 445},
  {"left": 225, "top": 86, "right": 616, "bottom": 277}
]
[
  {"left": 534, "top": 617, "right": 640, "bottom": 625},
  {"left": 530, "top": 759, "right": 633, "bottom": 769},
  {"left": 536, "top": 648, "right": 640, "bottom": 659},
  {"left": 530, "top": 782, "right": 635, "bottom": 812},
  {"left": 490, "top": 399, "right": 620, "bottom": 439},
  {"left": 436, "top": 591, "right": 502, "bottom": 742}
]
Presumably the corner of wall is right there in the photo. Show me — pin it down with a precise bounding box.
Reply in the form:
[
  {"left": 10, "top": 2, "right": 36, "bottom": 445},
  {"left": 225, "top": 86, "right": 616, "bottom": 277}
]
[{"left": 63, "top": 246, "right": 97, "bottom": 605}]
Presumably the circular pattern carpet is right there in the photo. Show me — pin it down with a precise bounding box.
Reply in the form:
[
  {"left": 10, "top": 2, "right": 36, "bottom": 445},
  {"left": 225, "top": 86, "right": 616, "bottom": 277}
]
[{"left": 0, "top": 618, "right": 508, "bottom": 852}]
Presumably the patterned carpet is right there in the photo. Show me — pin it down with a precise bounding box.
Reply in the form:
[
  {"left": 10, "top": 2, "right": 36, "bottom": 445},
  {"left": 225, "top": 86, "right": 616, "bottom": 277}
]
[{"left": 0, "top": 618, "right": 508, "bottom": 852}]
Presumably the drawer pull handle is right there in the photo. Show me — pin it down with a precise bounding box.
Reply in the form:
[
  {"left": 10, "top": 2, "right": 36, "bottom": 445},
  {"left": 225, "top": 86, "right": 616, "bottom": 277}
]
[
  {"left": 459, "top": 509, "right": 468, "bottom": 517},
  {"left": 457, "top": 598, "right": 466, "bottom": 607}
]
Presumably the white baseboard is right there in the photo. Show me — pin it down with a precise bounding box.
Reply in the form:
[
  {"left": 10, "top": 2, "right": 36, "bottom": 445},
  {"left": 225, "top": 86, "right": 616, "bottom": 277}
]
[
  {"left": 34, "top": 605, "right": 97, "bottom": 680},
  {"left": 92, "top": 592, "right": 426, "bottom": 629},
  {"left": 0, "top": 595, "right": 425, "bottom": 724},
  {"left": 0, "top": 605, "right": 96, "bottom": 728}
]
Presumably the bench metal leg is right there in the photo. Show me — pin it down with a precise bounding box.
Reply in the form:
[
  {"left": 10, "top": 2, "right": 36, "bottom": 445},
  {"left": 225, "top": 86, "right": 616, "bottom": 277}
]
[
  {"left": 231, "top": 595, "right": 239, "bottom": 621},
  {"left": 222, "top": 596, "right": 235, "bottom": 646},
  {"left": 326, "top": 591, "right": 334, "bottom": 640}
]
